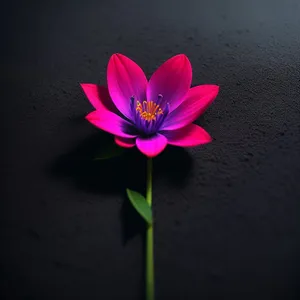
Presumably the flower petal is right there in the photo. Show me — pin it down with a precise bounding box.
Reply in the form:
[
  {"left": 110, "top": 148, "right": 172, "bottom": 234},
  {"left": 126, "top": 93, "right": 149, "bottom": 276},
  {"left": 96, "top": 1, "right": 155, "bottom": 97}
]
[
  {"left": 136, "top": 134, "right": 168, "bottom": 157},
  {"left": 80, "top": 83, "right": 118, "bottom": 113},
  {"left": 147, "top": 54, "right": 192, "bottom": 112},
  {"left": 115, "top": 136, "right": 136, "bottom": 148},
  {"left": 86, "top": 110, "right": 137, "bottom": 138},
  {"left": 162, "top": 124, "right": 212, "bottom": 147},
  {"left": 162, "top": 85, "right": 219, "bottom": 130},
  {"left": 107, "top": 53, "right": 148, "bottom": 120}
]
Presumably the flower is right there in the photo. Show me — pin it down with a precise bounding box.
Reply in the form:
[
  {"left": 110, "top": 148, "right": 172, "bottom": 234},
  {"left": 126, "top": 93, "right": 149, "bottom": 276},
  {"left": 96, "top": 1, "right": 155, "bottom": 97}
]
[{"left": 81, "top": 53, "right": 219, "bottom": 158}]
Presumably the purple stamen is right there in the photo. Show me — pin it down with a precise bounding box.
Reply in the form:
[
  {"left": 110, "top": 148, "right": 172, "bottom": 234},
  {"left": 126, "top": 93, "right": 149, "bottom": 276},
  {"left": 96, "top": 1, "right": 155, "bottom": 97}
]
[
  {"left": 155, "top": 102, "right": 170, "bottom": 131},
  {"left": 157, "top": 94, "right": 163, "bottom": 106},
  {"left": 130, "top": 96, "right": 135, "bottom": 112}
]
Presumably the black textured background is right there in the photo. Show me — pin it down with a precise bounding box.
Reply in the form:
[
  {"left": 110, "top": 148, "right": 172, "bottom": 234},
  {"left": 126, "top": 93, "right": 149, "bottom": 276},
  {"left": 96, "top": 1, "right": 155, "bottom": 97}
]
[{"left": 1, "top": 0, "right": 300, "bottom": 299}]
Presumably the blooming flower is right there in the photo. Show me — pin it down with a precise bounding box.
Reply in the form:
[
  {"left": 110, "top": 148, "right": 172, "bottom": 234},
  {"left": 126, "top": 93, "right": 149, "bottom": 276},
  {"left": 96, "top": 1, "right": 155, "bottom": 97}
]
[{"left": 81, "top": 53, "right": 219, "bottom": 157}]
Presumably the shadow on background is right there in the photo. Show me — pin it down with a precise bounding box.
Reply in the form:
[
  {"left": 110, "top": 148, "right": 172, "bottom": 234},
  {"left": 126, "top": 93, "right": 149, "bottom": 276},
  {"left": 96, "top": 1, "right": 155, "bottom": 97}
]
[
  {"left": 47, "top": 129, "right": 193, "bottom": 300},
  {"left": 48, "top": 130, "right": 193, "bottom": 244}
]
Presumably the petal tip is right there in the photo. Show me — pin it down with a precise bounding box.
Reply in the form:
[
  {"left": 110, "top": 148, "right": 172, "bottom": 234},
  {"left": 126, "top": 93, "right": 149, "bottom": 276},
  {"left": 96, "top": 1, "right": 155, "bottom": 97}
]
[
  {"left": 175, "top": 53, "right": 189, "bottom": 59},
  {"left": 109, "top": 53, "right": 127, "bottom": 63},
  {"left": 80, "top": 83, "right": 96, "bottom": 92},
  {"left": 167, "top": 54, "right": 191, "bottom": 66},
  {"left": 85, "top": 111, "right": 94, "bottom": 121},
  {"left": 207, "top": 135, "right": 213, "bottom": 143},
  {"left": 202, "top": 132, "right": 213, "bottom": 144},
  {"left": 202, "top": 84, "right": 220, "bottom": 96},
  {"left": 108, "top": 53, "right": 119, "bottom": 64},
  {"left": 177, "top": 54, "right": 191, "bottom": 64},
  {"left": 209, "top": 85, "right": 220, "bottom": 97}
]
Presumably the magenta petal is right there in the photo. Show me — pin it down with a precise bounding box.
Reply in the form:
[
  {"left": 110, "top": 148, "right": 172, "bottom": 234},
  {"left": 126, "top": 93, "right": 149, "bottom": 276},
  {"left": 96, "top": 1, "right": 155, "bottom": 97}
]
[
  {"left": 162, "top": 124, "right": 212, "bottom": 147},
  {"left": 136, "top": 134, "right": 167, "bottom": 157},
  {"left": 86, "top": 110, "right": 137, "bottom": 138},
  {"left": 115, "top": 136, "right": 136, "bottom": 148},
  {"left": 80, "top": 83, "right": 118, "bottom": 114},
  {"left": 162, "top": 85, "right": 219, "bottom": 130},
  {"left": 107, "top": 53, "right": 148, "bottom": 120},
  {"left": 147, "top": 54, "right": 192, "bottom": 111}
]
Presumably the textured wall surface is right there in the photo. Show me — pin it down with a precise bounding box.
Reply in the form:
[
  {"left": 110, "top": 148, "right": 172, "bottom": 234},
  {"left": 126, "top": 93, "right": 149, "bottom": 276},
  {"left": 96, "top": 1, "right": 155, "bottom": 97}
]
[{"left": 1, "top": 0, "right": 300, "bottom": 299}]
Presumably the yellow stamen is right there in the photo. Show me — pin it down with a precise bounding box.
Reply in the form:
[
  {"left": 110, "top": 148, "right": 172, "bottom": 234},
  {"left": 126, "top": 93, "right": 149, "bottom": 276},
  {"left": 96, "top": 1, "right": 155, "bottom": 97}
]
[{"left": 136, "top": 100, "right": 163, "bottom": 121}]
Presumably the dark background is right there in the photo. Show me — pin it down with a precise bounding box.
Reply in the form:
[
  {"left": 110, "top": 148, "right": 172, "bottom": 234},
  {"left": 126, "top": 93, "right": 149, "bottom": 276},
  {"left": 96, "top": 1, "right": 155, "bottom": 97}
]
[{"left": 1, "top": 0, "right": 300, "bottom": 299}]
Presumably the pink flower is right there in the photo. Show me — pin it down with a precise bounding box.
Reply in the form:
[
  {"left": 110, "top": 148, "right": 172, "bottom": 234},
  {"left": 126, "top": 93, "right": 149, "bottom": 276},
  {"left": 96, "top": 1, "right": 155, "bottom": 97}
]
[{"left": 81, "top": 54, "right": 219, "bottom": 158}]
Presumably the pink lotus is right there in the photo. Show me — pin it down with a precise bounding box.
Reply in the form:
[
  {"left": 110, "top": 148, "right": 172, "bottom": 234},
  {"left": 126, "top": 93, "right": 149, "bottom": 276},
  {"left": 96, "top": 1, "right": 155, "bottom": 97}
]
[{"left": 81, "top": 54, "right": 219, "bottom": 157}]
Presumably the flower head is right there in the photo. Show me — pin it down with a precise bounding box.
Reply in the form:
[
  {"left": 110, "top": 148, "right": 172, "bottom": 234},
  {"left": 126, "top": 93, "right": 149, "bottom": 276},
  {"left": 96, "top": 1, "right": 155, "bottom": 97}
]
[{"left": 81, "top": 54, "right": 219, "bottom": 157}]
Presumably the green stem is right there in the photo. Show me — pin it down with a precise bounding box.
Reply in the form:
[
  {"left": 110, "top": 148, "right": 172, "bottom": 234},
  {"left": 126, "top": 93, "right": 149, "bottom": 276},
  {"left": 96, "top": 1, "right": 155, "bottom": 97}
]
[{"left": 146, "top": 158, "right": 154, "bottom": 300}]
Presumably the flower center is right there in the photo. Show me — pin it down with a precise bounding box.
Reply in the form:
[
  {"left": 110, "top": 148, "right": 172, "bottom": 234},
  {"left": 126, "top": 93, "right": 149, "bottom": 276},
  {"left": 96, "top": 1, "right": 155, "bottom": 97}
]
[
  {"left": 136, "top": 100, "right": 163, "bottom": 121},
  {"left": 130, "top": 94, "right": 169, "bottom": 135}
]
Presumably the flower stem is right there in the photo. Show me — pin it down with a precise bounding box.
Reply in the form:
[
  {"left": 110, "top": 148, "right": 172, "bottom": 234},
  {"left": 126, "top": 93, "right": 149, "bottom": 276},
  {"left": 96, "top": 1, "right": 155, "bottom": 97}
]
[{"left": 146, "top": 158, "right": 154, "bottom": 300}]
